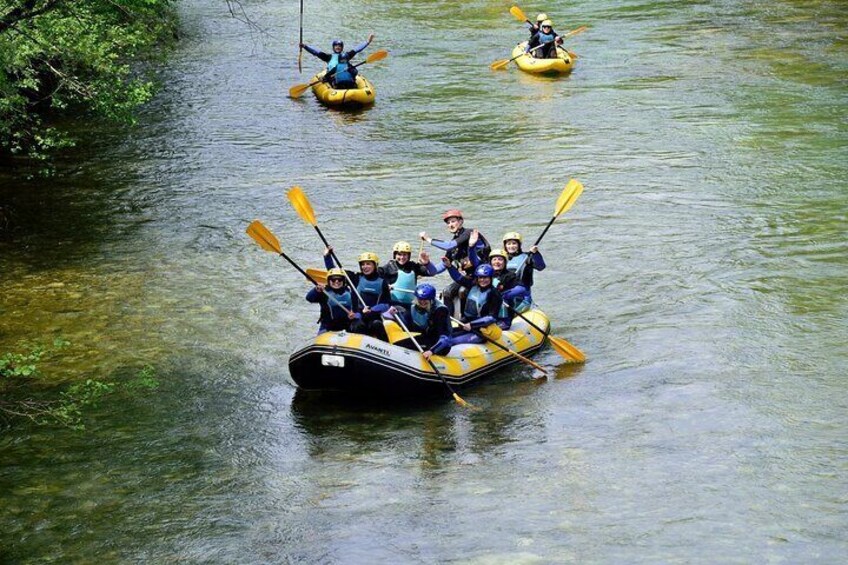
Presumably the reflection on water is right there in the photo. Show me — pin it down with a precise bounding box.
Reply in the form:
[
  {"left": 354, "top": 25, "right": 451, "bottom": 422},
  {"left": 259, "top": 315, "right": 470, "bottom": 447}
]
[{"left": 2, "top": 0, "right": 847, "bottom": 561}]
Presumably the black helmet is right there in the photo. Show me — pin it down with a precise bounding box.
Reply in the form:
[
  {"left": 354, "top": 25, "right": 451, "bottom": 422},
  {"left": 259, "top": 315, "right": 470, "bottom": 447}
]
[{"left": 332, "top": 39, "right": 344, "bottom": 49}]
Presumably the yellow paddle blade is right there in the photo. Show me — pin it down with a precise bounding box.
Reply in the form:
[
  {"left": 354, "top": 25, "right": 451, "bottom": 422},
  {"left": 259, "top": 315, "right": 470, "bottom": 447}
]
[
  {"left": 288, "top": 82, "right": 312, "bottom": 99},
  {"left": 246, "top": 220, "right": 282, "bottom": 254},
  {"left": 562, "top": 25, "right": 588, "bottom": 39},
  {"left": 509, "top": 5, "right": 527, "bottom": 22},
  {"left": 306, "top": 267, "right": 328, "bottom": 285},
  {"left": 383, "top": 320, "right": 420, "bottom": 344},
  {"left": 287, "top": 185, "right": 317, "bottom": 226},
  {"left": 479, "top": 324, "right": 503, "bottom": 341},
  {"left": 549, "top": 335, "right": 586, "bottom": 363},
  {"left": 554, "top": 179, "right": 584, "bottom": 217},
  {"left": 490, "top": 59, "right": 510, "bottom": 71},
  {"left": 365, "top": 49, "right": 389, "bottom": 63},
  {"left": 453, "top": 393, "right": 470, "bottom": 407}
]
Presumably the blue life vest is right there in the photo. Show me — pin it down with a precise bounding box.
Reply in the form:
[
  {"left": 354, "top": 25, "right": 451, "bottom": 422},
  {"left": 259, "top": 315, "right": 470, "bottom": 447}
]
[
  {"left": 327, "top": 289, "right": 353, "bottom": 320},
  {"left": 410, "top": 300, "right": 446, "bottom": 332},
  {"left": 507, "top": 253, "right": 530, "bottom": 284},
  {"left": 390, "top": 267, "right": 417, "bottom": 305},
  {"left": 357, "top": 275, "right": 385, "bottom": 307},
  {"left": 465, "top": 286, "right": 493, "bottom": 319},
  {"left": 492, "top": 273, "right": 509, "bottom": 318},
  {"left": 538, "top": 31, "right": 555, "bottom": 45},
  {"left": 328, "top": 53, "right": 353, "bottom": 84}
]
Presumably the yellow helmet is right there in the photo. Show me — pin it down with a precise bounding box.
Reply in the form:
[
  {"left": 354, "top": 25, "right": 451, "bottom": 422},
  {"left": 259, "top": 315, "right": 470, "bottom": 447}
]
[
  {"left": 327, "top": 268, "right": 346, "bottom": 280},
  {"left": 536, "top": 13, "right": 548, "bottom": 23},
  {"left": 541, "top": 19, "right": 553, "bottom": 27},
  {"left": 392, "top": 241, "right": 412, "bottom": 254},
  {"left": 358, "top": 252, "right": 380, "bottom": 265},
  {"left": 502, "top": 232, "right": 522, "bottom": 244},
  {"left": 489, "top": 248, "right": 508, "bottom": 260}
]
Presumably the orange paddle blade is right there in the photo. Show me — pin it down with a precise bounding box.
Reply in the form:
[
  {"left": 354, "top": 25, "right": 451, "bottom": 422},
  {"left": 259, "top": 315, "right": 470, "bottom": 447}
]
[
  {"left": 246, "top": 220, "right": 282, "bottom": 254},
  {"left": 287, "top": 185, "right": 317, "bottom": 226}
]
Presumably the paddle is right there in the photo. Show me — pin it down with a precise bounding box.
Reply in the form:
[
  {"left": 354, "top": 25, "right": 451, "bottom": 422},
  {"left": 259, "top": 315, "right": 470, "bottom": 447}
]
[
  {"left": 286, "top": 185, "right": 369, "bottom": 308},
  {"left": 491, "top": 26, "right": 589, "bottom": 70},
  {"left": 491, "top": 41, "right": 550, "bottom": 71},
  {"left": 509, "top": 5, "right": 532, "bottom": 25},
  {"left": 506, "top": 304, "right": 585, "bottom": 363},
  {"left": 390, "top": 314, "right": 472, "bottom": 408},
  {"left": 306, "top": 267, "right": 328, "bottom": 285},
  {"left": 297, "top": 0, "right": 303, "bottom": 73},
  {"left": 289, "top": 49, "right": 389, "bottom": 98},
  {"left": 389, "top": 286, "right": 547, "bottom": 375},
  {"left": 245, "top": 220, "right": 354, "bottom": 314}
]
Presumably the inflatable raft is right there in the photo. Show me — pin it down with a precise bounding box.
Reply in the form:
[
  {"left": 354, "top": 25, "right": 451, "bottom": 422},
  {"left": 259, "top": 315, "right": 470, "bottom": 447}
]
[
  {"left": 311, "top": 71, "right": 376, "bottom": 108},
  {"left": 511, "top": 42, "right": 575, "bottom": 75},
  {"left": 289, "top": 309, "right": 550, "bottom": 395}
]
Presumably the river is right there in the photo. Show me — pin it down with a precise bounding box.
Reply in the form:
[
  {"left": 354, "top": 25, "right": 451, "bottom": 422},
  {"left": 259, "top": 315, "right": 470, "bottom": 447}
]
[{"left": 1, "top": 0, "right": 846, "bottom": 561}]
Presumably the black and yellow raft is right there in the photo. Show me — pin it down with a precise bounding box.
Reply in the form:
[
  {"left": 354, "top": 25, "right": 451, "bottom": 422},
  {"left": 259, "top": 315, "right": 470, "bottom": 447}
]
[
  {"left": 310, "top": 71, "right": 376, "bottom": 108},
  {"left": 289, "top": 309, "right": 550, "bottom": 395}
]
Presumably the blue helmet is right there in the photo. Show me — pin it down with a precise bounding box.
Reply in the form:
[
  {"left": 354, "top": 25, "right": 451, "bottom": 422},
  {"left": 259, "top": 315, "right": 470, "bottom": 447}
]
[
  {"left": 332, "top": 39, "right": 344, "bottom": 49},
  {"left": 475, "top": 264, "right": 495, "bottom": 278},
  {"left": 414, "top": 283, "right": 436, "bottom": 301}
]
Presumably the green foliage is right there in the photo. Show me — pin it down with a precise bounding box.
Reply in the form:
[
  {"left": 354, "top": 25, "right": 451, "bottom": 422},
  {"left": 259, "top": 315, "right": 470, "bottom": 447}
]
[
  {"left": 0, "top": 339, "right": 159, "bottom": 430},
  {"left": 0, "top": 0, "right": 177, "bottom": 159}
]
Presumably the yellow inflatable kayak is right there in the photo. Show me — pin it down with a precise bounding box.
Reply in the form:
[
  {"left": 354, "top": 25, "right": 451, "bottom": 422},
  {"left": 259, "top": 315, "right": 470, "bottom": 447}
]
[
  {"left": 310, "top": 71, "right": 375, "bottom": 108},
  {"left": 288, "top": 309, "right": 550, "bottom": 395},
  {"left": 511, "top": 42, "right": 575, "bottom": 75}
]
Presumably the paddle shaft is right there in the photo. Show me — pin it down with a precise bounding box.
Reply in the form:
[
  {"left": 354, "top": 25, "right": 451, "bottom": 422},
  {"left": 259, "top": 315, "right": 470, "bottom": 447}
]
[
  {"left": 505, "top": 303, "right": 548, "bottom": 338},
  {"left": 312, "top": 226, "right": 369, "bottom": 307},
  {"left": 305, "top": 56, "right": 375, "bottom": 89},
  {"left": 298, "top": 0, "right": 303, "bottom": 73},
  {"left": 393, "top": 313, "right": 467, "bottom": 405},
  {"left": 280, "top": 251, "right": 353, "bottom": 314}
]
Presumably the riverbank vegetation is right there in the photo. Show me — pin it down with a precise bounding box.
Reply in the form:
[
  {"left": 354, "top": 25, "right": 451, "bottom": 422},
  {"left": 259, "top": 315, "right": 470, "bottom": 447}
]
[
  {"left": 1, "top": 340, "right": 159, "bottom": 429},
  {"left": 0, "top": 0, "right": 178, "bottom": 160}
]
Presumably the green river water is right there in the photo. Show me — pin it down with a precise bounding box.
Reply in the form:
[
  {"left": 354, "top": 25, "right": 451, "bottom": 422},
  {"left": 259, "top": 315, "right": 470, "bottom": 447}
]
[{"left": 1, "top": 0, "right": 846, "bottom": 562}]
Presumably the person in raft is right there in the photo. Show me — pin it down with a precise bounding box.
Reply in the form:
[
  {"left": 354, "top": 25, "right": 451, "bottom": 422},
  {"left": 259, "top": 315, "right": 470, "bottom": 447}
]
[
  {"left": 300, "top": 34, "right": 375, "bottom": 89},
  {"left": 467, "top": 237, "right": 532, "bottom": 320},
  {"left": 382, "top": 241, "right": 434, "bottom": 308},
  {"left": 322, "top": 247, "right": 391, "bottom": 338},
  {"left": 306, "top": 267, "right": 362, "bottom": 333},
  {"left": 527, "top": 12, "right": 549, "bottom": 36},
  {"left": 384, "top": 284, "right": 452, "bottom": 359},
  {"left": 502, "top": 231, "right": 545, "bottom": 309},
  {"left": 527, "top": 19, "right": 563, "bottom": 59},
  {"left": 419, "top": 209, "right": 490, "bottom": 316},
  {"left": 442, "top": 261, "right": 510, "bottom": 344}
]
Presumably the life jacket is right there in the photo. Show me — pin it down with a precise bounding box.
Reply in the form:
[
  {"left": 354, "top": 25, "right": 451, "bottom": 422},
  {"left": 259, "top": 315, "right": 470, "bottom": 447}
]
[
  {"left": 328, "top": 53, "right": 353, "bottom": 84},
  {"left": 326, "top": 288, "right": 353, "bottom": 320},
  {"left": 356, "top": 273, "right": 385, "bottom": 307},
  {"left": 538, "top": 31, "right": 555, "bottom": 45},
  {"left": 390, "top": 265, "right": 417, "bottom": 305},
  {"left": 465, "top": 285, "right": 494, "bottom": 319},
  {"left": 411, "top": 300, "right": 447, "bottom": 333},
  {"left": 507, "top": 253, "right": 531, "bottom": 285}
]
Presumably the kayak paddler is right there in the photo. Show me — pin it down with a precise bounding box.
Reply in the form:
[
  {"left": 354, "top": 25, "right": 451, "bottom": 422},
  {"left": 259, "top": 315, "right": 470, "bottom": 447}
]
[{"left": 300, "top": 33, "right": 375, "bottom": 89}]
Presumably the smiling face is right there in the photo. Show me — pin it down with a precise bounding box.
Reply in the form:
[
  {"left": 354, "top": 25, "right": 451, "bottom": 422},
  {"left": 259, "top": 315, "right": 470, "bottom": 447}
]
[
  {"left": 477, "top": 276, "right": 492, "bottom": 289},
  {"left": 505, "top": 240, "right": 520, "bottom": 254},
  {"left": 445, "top": 216, "right": 463, "bottom": 234},
  {"left": 490, "top": 256, "right": 506, "bottom": 270},
  {"left": 333, "top": 44, "right": 343, "bottom": 53},
  {"left": 328, "top": 276, "right": 345, "bottom": 288},
  {"left": 395, "top": 252, "right": 410, "bottom": 265},
  {"left": 359, "top": 261, "right": 376, "bottom": 275},
  {"left": 415, "top": 298, "right": 431, "bottom": 310}
]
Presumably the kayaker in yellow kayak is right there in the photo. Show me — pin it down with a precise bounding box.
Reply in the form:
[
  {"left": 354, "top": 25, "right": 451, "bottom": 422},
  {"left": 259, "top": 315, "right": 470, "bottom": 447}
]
[
  {"left": 527, "top": 19, "right": 563, "bottom": 59},
  {"left": 300, "top": 33, "right": 375, "bottom": 89}
]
